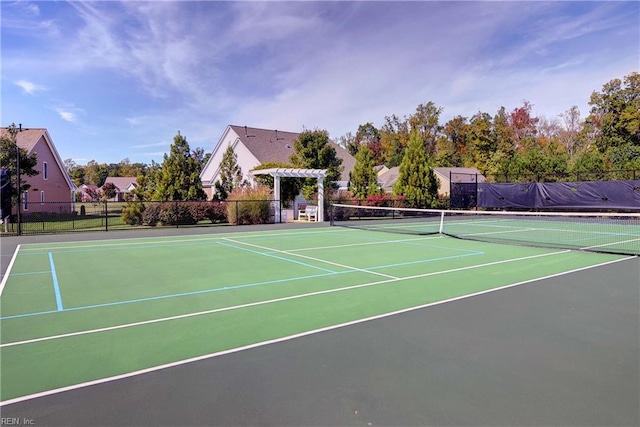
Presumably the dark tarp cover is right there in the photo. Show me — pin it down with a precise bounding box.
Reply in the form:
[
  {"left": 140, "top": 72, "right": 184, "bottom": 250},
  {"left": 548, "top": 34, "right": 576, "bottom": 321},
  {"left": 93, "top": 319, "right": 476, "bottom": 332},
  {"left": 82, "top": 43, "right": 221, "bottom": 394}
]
[{"left": 478, "top": 180, "right": 640, "bottom": 210}]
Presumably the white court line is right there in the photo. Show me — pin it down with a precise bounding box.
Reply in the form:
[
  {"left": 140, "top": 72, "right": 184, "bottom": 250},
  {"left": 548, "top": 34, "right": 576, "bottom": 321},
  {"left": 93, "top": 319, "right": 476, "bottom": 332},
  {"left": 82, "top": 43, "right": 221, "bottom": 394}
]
[
  {"left": 0, "top": 255, "right": 632, "bottom": 407},
  {"left": 288, "top": 235, "right": 443, "bottom": 252},
  {"left": 17, "top": 227, "right": 355, "bottom": 253},
  {"left": 222, "top": 237, "right": 399, "bottom": 279},
  {"left": 0, "top": 245, "right": 21, "bottom": 297},
  {"left": 582, "top": 237, "right": 640, "bottom": 250},
  {"left": 1, "top": 249, "right": 570, "bottom": 349}
]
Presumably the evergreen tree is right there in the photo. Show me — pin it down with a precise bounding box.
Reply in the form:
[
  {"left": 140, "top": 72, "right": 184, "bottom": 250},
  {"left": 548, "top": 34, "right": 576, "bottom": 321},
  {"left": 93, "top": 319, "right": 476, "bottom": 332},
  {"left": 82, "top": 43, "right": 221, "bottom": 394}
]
[
  {"left": 392, "top": 131, "right": 439, "bottom": 208},
  {"left": 213, "top": 145, "right": 244, "bottom": 201},
  {"left": 153, "top": 132, "right": 206, "bottom": 201},
  {"left": 290, "top": 129, "right": 343, "bottom": 200},
  {"left": 349, "top": 144, "right": 381, "bottom": 200}
]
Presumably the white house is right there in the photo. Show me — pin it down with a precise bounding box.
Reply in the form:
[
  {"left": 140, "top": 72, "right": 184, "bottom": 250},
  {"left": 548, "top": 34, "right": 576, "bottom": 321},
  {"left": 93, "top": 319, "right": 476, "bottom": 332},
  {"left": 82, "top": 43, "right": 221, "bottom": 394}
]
[{"left": 200, "top": 125, "right": 355, "bottom": 200}]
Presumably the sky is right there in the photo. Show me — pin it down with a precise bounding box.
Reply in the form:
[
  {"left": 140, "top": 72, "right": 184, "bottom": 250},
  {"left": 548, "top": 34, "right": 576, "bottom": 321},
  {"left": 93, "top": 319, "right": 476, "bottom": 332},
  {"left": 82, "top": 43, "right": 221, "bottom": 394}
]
[{"left": 2, "top": 1, "right": 638, "bottom": 166}]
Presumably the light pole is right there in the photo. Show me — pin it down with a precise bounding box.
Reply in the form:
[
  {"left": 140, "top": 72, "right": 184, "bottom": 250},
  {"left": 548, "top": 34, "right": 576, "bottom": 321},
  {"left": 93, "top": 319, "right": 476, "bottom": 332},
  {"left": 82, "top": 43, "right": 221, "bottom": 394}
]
[
  {"left": 16, "top": 132, "right": 21, "bottom": 236},
  {"left": 8, "top": 123, "right": 22, "bottom": 235}
]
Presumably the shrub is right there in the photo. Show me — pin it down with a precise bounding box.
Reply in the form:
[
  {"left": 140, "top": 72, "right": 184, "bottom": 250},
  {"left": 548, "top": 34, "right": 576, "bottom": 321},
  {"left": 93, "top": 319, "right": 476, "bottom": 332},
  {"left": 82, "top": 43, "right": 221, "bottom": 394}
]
[
  {"left": 363, "top": 193, "right": 406, "bottom": 208},
  {"left": 226, "top": 186, "right": 271, "bottom": 225},
  {"left": 121, "top": 202, "right": 145, "bottom": 226}
]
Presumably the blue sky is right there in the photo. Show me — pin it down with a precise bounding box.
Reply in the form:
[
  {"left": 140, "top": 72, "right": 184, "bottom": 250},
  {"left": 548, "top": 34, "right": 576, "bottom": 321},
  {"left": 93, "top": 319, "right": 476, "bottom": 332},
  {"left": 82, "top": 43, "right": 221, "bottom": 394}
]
[{"left": 2, "top": 1, "right": 638, "bottom": 165}]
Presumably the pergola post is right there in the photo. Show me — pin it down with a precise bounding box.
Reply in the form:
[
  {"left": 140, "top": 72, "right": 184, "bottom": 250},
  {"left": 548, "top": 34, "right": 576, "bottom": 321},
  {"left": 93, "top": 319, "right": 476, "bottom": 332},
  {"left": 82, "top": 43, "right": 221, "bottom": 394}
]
[
  {"left": 317, "top": 177, "right": 324, "bottom": 222},
  {"left": 274, "top": 175, "right": 281, "bottom": 223}
]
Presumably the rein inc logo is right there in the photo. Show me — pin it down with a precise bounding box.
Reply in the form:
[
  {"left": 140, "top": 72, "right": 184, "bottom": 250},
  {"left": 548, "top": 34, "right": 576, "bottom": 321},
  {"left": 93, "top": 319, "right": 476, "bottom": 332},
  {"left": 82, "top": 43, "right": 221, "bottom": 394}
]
[{"left": 0, "top": 419, "right": 35, "bottom": 426}]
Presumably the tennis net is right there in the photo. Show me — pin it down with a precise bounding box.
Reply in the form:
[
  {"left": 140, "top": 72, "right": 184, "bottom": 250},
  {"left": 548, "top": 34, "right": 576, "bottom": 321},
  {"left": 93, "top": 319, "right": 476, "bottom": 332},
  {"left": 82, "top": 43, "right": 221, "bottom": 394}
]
[{"left": 329, "top": 204, "right": 640, "bottom": 256}]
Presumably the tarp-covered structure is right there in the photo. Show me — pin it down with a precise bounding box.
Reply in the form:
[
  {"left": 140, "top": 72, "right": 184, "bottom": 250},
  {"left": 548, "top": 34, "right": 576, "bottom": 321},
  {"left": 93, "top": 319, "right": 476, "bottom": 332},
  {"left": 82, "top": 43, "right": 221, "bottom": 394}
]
[{"left": 478, "top": 180, "right": 640, "bottom": 210}]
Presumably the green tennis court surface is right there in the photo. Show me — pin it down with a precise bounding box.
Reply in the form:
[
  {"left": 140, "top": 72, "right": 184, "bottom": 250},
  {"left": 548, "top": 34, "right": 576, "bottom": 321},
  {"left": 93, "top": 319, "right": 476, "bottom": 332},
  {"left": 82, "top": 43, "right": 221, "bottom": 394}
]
[{"left": 0, "top": 226, "right": 632, "bottom": 405}]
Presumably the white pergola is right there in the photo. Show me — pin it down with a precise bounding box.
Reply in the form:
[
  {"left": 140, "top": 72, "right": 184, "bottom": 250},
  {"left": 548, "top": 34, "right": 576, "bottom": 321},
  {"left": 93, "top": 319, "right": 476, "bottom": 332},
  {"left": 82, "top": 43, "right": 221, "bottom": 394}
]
[{"left": 250, "top": 168, "right": 328, "bottom": 222}]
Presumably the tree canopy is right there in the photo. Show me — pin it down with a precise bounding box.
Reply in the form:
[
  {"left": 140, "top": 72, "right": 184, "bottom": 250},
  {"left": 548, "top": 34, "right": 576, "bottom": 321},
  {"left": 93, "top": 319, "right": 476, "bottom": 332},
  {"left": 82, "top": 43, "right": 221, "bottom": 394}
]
[{"left": 290, "top": 129, "right": 343, "bottom": 199}]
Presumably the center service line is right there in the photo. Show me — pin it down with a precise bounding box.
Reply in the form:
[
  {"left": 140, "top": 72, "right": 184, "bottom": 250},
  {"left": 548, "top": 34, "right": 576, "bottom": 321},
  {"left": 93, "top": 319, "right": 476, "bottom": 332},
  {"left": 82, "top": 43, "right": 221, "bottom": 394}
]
[{"left": 48, "top": 252, "right": 64, "bottom": 311}]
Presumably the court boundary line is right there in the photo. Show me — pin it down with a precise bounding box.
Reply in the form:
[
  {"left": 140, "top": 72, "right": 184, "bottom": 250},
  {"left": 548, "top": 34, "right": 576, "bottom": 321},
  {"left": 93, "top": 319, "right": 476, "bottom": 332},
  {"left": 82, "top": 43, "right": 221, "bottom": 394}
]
[
  {"left": 1, "top": 249, "right": 571, "bottom": 348},
  {"left": 0, "top": 244, "right": 21, "bottom": 297},
  {"left": 15, "top": 227, "right": 355, "bottom": 254},
  {"left": 0, "top": 255, "right": 632, "bottom": 407}
]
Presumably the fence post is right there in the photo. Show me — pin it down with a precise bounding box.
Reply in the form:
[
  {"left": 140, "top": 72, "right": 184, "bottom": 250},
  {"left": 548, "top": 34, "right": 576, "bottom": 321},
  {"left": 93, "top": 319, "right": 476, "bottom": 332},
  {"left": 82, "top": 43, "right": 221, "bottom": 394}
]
[{"left": 175, "top": 200, "right": 179, "bottom": 228}]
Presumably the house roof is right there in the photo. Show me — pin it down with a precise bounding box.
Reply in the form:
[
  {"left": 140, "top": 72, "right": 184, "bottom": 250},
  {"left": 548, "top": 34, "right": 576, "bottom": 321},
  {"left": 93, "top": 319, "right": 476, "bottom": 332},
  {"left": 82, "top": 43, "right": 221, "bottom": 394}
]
[
  {"left": 0, "top": 127, "right": 75, "bottom": 190},
  {"left": 228, "top": 125, "right": 355, "bottom": 181},
  {"left": 0, "top": 128, "right": 49, "bottom": 153},
  {"left": 103, "top": 177, "right": 138, "bottom": 191},
  {"left": 377, "top": 166, "right": 400, "bottom": 191}
]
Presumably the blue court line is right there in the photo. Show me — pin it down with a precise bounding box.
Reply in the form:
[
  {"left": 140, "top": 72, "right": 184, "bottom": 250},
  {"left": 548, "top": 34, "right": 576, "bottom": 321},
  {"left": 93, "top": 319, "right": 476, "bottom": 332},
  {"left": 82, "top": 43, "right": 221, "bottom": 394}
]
[
  {"left": 49, "top": 253, "right": 63, "bottom": 311},
  {"left": 0, "top": 270, "right": 350, "bottom": 320},
  {"left": 217, "top": 241, "right": 338, "bottom": 273},
  {"left": 0, "top": 246, "right": 488, "bottom": 321},
  {"left": 366, "top": 251, "right": 484, "bottom": 270}
]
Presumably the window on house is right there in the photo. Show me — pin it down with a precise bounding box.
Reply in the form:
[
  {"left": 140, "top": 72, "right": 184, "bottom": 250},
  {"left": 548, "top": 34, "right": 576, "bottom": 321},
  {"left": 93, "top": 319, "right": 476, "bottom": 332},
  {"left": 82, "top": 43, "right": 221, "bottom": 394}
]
[
  {"left": 41, "top": 191, "right": 45, "bottom": 204},
  {"left": 22, "top": 191, "right": 28, "bottom": 211},
  {"left": 43, "top": 162, "right": 48, "bottom": 180}
]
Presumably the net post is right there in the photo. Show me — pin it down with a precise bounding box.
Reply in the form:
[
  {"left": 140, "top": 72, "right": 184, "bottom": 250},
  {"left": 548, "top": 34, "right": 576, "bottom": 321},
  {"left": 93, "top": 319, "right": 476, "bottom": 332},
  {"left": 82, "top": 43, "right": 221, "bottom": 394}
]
[
  {"left": 439, "top": 210, "right": 445, "bottom": 234},
  {"left": 329, "top": 203, "right": 334, "bottom": 226}
]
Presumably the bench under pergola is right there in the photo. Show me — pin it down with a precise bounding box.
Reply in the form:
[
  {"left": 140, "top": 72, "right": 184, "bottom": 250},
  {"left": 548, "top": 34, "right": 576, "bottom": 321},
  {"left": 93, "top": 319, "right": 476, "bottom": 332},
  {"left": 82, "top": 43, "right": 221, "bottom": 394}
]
[{"left": 250, "top": 168, "right": 327, "bottom": 222}]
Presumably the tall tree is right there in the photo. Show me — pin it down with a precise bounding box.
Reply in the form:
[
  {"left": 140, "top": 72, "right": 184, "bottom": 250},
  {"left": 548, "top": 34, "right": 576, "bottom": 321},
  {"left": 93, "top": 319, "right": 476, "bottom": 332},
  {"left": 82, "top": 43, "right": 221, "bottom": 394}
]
[
  {"left": 153, "top": 132, "right": 206, "bottom": 201},
  {"left": 290, "top": 129, "right": 343, "bottom": 200},
  {"left": 467, "top": 112, "right": 496, "bottom": 175},
  {"left": 380, "top": 114, "right": 410, "bottom": 167},
  {"left": 559, "top": 105, "right": 583, "bottom": 157},
  {"left": 508, "top": 101, "right": 539, "bottom": 149},
  {"left": 350, "top": 122, "right": 383, "bottom": 165},
  {"left": 214, "top": 145, "right": 244, "bottom": 201},
  {"left": 349, "top": 144, "right": 381, "bottom": 199},
  {"left": 588, "top": 72, "right": 640, "bottom": 152},
  {"left": 84, "top": 160, "right": 109, "bottom": 186},
  {"left": 409, "top": 101, "right": 443, "bottom": 157},
  {"left": 438, "top": 115, "right": 470, "bottom": 167},
  {"left": 392, "top": 131, "right": 439, "bottom": 208}
]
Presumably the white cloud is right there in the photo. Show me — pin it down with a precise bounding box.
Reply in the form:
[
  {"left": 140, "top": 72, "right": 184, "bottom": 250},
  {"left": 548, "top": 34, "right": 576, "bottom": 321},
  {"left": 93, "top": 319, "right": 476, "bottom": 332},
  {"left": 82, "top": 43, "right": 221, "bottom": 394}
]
[
  {"left": 57, "top": 110, "right": 77, "bottom": 123},
  {"left": 53, "top": 105, "right": 85, "bottom": 123},
  {"left": 15, "top": 80, "right": 45, "bottom": 95}
]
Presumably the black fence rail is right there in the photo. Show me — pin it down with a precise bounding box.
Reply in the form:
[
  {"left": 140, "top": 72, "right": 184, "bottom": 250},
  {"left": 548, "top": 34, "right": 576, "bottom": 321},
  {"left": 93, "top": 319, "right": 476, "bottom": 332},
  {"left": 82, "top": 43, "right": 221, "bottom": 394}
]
[{"left": 1, "top": 199, "right": 282, "bottom": 236}]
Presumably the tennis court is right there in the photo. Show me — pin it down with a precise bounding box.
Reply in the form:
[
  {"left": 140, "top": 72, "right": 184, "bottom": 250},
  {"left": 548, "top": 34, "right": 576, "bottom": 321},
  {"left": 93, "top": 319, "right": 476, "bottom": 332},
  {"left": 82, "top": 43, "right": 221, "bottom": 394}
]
[{"left": 0, "top": 216, "right": 638, "bottom": 426}]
